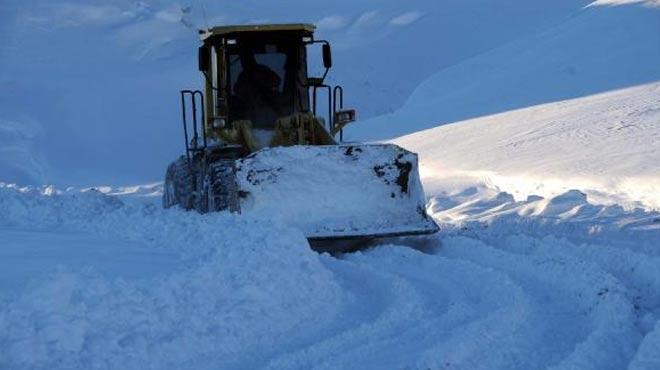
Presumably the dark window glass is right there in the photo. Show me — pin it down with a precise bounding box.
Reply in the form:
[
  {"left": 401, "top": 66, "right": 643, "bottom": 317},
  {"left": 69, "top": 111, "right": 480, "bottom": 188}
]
[
  {"left": 230, "top": 53, "right": 286, "bottom": 95},
  {"left": 227, "top": 44, "right": 296, "bottom": 129}
]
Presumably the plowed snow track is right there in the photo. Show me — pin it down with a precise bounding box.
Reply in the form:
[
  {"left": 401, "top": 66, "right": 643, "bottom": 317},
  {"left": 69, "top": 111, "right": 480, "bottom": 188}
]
[
  {"left": 260, "top": 235, "right": 658, "bottom": 370},
  {"left": 0, "top": 184, "right": 659, "bottom": 369}
]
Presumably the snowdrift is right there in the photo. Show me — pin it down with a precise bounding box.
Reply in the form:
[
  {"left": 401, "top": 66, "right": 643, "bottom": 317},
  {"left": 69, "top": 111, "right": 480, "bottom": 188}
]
[{"left": 0, "top": 184, "right": 342, "bottom": 369}]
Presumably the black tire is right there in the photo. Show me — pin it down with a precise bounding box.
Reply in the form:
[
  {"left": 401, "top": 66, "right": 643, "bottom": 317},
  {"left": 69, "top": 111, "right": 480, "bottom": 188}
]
[
  {"left": 163, "top": 157, "right": 195, "bottom": 210},
  {"left": 204, "top": 159, "right": 241, "bottom": 213}
]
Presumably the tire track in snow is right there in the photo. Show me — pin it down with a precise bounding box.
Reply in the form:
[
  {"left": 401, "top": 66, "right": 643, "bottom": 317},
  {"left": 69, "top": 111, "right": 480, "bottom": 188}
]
[
  {"left": 263, "top": 246, "right": 531, "bottom": 370},
  {"left": 231, "top": 255, "right": 425, "bottom": 370},
  {"left": 473, "top": 233, "right": 660, "bottom": 370},
  {"left": 424, "top": 185, "right": 660, "bottom": 370},
  {"left": 438, "top": 236, "right": 640, "bottom": 370},
  {"left": 429, "top": 185, "right": 660, "bottom": 369}
]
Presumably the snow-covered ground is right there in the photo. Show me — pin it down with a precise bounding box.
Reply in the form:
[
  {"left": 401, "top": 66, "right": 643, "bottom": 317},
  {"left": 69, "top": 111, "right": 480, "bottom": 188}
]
[
  {"left": 2, "top": 176, "right": 660, "bottom": 369},
  {"left": 2, "top": 0, "right": 660, "bottom": 369}
]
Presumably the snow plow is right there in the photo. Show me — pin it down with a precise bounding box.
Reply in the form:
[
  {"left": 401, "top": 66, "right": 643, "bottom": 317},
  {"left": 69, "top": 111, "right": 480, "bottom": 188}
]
[{"left": 164, "top": 24, "right": 438, "bottom": 251}]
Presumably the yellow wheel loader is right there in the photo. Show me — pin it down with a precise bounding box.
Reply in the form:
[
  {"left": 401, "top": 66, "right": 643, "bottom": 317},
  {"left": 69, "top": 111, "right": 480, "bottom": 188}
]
[{"left": 164, "top": 23, "right": 438, "bottom": 252}]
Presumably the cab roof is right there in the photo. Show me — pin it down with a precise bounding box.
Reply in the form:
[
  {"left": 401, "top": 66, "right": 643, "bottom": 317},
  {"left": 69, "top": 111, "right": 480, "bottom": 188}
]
[{"left": 200, "top": 23, "right": 316, "bottom": 41}]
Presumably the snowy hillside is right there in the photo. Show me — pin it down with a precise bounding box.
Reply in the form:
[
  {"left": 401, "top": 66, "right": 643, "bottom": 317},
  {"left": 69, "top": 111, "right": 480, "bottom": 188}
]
[
  {"left": 1, "top": 0, "right": 597, "bottom": 185},
  {"left": 351, "top": 0, "right": 660, "bottom": 140},
  {"left": 395, "top": 82, "right": 660, "bottom": 211}
]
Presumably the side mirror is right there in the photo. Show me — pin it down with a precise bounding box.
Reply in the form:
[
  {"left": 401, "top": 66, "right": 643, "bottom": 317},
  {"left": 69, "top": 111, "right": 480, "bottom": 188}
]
[
  {"left": 322, "top": 43, "right": 332, "bottom": 69},
  {"left": 198, "top": 45, "right": 210, "bottom": 72}
]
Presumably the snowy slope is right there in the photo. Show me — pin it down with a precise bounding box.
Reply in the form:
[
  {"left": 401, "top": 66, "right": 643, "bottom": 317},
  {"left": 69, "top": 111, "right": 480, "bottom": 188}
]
[
  {"left": 395, "top": 82, "right": 660, "bottom": 210},
  {"left": 0, "top": 118, "right": 47, "bottom": 184},
  {"left": 0, "top": 0, "right": 593, "bottom": 185},
  {"left": 351, "top": 0, "right": 660, "bottom": 140}
]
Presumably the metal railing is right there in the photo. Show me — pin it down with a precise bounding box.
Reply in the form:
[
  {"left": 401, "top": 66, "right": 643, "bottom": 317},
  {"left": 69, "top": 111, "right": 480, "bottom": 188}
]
[
  {"left": 333, "top": 86, "right": 345, "bottom": 142},
  {"left": 312, "top": 84, "right": 346, "bottom": 141},
  {"left": 180, "top": 90, "right": 206, "bottom": 161}
]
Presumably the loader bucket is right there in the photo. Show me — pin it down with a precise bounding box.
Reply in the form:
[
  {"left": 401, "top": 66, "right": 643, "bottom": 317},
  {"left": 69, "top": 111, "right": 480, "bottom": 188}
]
[{"left": 234, "top": 144, "right": 439, "bottom": 241}]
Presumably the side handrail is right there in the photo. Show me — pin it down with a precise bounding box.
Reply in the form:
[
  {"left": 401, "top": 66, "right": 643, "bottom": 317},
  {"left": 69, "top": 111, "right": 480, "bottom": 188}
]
[
  {"left": 311, "top": 84, "right": 347, "bottom": 142},
  {"left": 333, "top": 86, "right": 344, "bottom": 142},
  {"left": 312, "top": 85, "right": 332, "bottom": 132},
  {"left": 180, "top": 90, "right": 206, "bottom": 161}
]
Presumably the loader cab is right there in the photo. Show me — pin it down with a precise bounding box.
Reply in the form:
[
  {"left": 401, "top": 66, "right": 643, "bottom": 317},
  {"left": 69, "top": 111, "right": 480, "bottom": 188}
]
[{"left": 194, "top": 23, "right": 354, "bottom": 150}]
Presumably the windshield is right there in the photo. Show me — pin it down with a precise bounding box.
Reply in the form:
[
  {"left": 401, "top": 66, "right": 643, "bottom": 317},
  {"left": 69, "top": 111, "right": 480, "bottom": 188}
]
[{"left": 227, "top": 42, "right": 299, "bottom": 129}]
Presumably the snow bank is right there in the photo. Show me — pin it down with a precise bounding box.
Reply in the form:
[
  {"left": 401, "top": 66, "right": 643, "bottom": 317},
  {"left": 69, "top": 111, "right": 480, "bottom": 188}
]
[
  {"left": 0, "top": 184, "right": 342, "bottom": 369},
  {"left": 425, "top": 182, "right": 660, "bottom": 254}
]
